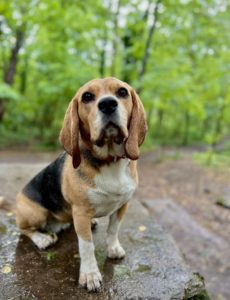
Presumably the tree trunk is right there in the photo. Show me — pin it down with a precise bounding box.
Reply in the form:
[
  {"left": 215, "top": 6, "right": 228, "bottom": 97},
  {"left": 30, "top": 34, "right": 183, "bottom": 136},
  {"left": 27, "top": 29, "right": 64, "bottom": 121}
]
[
  {"left": 20, "top": 55, "right": 29, "bottom": 94},
  {"left": 182, "top": 112, "right": 190, "bottom": 145},
  {"left": 121, "top": 33, "right": 135, "bottom": 83},
  {"left": 4, "top": 29, "right": 24, "bottom": 85},
  {"left": 142, "top": 0, "right": 152, "bottom": 23},
  {"left": 212, "top": 103, "right": 226, "bottom": 148},
  {"left": 137, "top": 0, "right": 161, "bottom": 93},
  {"left": 147, "top": 105, "right": 154, "bottom": 127},
  {"left": 99, "top": 28, "right": 107, "bottom": 77},
  {"left": 155, "top": 108, "right": 164, "bottom": 138},
  {"left": 200, "top": 116, "right": 209, "bottom": 140},
  {"left": 110, "top": 0, "right": 121, "bottom": 76},
  {"left": 0, "top": 100, "right": 5, "bottom": 122},
  {"left": 99, "top": 0, "right": 112, "bottom": 77},
  {"left": 121, "top": 0, "right": 152, "bottom": 83}
]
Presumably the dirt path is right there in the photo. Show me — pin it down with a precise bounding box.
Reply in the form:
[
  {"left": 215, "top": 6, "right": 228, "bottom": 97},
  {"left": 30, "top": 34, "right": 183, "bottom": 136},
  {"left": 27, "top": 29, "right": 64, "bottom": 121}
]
[
  {"left": 137, "top": 149, "right": 230, "bottom": 300},
  {"left": 137, "top": 149, "right": 230, "bottom": 242}
]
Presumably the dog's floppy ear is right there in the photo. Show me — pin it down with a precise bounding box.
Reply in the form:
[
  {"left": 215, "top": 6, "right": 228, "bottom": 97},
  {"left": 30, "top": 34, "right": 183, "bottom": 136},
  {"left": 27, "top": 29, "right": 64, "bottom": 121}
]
[
  {"left": 59, "top": 97, "right": 81, "bottom": 169},
  {"left": 125, "top": 89, "right": 148, "bottom": 160}
]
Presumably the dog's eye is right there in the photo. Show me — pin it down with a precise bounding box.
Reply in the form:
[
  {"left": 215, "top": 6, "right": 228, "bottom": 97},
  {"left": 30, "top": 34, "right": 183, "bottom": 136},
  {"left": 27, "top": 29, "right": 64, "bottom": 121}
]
[
  {"left": 82, "top": 92, "right": 95, "bottom": 103},
  {"left": 117, "top": 87, "right": 128, "bottom": 98}
]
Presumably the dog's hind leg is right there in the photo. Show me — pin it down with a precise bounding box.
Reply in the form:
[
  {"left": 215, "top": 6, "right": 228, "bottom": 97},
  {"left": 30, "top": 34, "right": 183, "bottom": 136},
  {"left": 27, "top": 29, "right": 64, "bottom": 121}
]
[{"left": 16, "top": 192, "right": 58, "bottom": 250}]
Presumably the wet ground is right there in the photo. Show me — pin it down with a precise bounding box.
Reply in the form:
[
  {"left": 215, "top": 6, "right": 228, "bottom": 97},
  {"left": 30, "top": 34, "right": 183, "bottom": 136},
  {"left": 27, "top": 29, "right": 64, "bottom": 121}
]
[
  {"left": 0, "top": 198, "right": 205, "bottom": 300},
  {"left": 0, "top": 149, "right": 228, "bottom": 299}
]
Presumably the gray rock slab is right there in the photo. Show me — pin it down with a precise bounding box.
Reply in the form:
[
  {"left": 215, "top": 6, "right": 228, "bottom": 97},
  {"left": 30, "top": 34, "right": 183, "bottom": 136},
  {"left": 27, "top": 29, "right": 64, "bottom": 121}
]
[
  {"left": 0, "top": 164, "right": 207, "bottom": 299},
  {"left": 143, "top": 198, "right": 230, "bottom": 300}
]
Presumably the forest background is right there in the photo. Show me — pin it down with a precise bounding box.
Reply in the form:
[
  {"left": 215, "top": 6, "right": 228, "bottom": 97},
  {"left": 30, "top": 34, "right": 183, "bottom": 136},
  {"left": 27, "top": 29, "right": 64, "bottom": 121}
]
[{"left": 0, "top": 0, "right": 229, "bottom": 156}]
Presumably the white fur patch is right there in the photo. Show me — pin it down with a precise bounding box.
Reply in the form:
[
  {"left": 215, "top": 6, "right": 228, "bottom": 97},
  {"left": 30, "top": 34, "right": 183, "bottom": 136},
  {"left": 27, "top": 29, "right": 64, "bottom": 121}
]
[
  {"left": 105, "top": 126, "right": 118, "bottom": 137},
  {"left": 78, "top": 237, "right": 102, "bottom": 291},
  {"left": 44, "top": 222, "right": 71, "bottom": 234},
  {"left": 93, "top": 142, "right": 125, "bottom": 159},
  {"left": 93, "top": 144, "right": 109, "bottom": 159},
  {"left": 107, "top": 237, "right": 126, "bottom": 259},
  {"left": 88, "top": 159, "right": 136, "bottom": 217},
  {"left": 78, "top": 238, "right": 98, "bottom": 273},
  {"left": 31, "top": 232, "right": 57, "bottom": 250}
]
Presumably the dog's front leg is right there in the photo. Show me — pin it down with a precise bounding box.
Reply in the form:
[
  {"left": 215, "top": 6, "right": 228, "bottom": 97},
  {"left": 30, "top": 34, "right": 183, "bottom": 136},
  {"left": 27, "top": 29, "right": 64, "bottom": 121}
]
[
  {"left": 107, "top": 203, "right": 128, "bottom": 259},
  {"left": 72, "top": 206, "right": 102, "bottom": 292}
]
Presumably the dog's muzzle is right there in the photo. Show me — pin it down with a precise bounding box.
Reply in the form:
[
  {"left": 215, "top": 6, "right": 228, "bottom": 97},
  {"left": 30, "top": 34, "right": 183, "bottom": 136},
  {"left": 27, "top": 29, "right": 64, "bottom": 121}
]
[
  {"left": 98, "top": 97, "right": 118, "bottom": 116},
  {"left": 95, "top": 96, "right": 126, "bottom": 147}
]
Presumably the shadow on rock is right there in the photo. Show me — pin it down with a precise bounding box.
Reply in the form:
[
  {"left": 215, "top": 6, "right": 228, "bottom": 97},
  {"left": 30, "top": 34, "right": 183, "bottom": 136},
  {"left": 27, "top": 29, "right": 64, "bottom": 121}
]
[{"left": 14, "top": 226, "right": 118, "bottom": 300}]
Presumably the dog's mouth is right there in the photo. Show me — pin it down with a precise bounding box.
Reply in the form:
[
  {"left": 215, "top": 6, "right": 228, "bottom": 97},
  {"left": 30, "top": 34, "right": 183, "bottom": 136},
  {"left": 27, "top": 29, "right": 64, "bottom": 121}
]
[{"left": 94, "top": 122, "right": 127, "bottom": 147}]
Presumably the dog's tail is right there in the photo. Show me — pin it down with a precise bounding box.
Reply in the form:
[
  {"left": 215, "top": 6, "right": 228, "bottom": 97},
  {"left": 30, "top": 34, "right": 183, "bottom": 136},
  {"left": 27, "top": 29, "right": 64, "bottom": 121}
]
[{"left": 0, "top": 195, "right": 13, "bottom": 211}]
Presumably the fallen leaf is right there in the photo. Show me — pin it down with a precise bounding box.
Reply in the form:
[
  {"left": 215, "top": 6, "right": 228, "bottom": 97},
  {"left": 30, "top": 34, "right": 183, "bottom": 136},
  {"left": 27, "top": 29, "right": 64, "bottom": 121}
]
[
  {"left": 6, "top": 212, "right": 14, "bottom": 217},
  {"left": 138, "top": 225, "right": 146, "bottom": 232},
  {"left": 1, "top": 265, "right": 12, "bottom": 274}
]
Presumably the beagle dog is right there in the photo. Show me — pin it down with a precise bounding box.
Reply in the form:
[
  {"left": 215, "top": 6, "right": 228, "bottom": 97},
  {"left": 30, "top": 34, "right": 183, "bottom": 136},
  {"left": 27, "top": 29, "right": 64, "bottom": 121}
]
[{"left": 16, "top": 77, "right": 147, "bottom": 291}]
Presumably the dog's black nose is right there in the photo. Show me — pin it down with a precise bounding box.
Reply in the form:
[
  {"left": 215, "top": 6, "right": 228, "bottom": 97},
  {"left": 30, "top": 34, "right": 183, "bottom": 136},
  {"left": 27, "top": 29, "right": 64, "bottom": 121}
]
[{"left": 98, "top": 97, "right": 118, "bottom": 115}]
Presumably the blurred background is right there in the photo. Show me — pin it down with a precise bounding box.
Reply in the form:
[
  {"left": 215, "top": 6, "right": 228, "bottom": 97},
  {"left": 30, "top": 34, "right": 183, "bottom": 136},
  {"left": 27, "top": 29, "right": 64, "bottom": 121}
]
[{"left": 0, "top": 0, "right": 229, "bottom": 154}]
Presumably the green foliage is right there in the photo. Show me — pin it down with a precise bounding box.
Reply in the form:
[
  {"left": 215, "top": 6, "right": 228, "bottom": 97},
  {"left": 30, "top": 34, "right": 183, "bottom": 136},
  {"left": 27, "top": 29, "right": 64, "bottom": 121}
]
[
  {"left": 193, "top": 150, "right": 230, "bottom": 169},
  {"left": 46, "top": 251, "right": 56, "bottom": 261},
  {"left": 0, "top": 0, "right": 229, "bottom": 149},
  {"left": 0, "top": 83, "right": 20, "bottom": 101}
]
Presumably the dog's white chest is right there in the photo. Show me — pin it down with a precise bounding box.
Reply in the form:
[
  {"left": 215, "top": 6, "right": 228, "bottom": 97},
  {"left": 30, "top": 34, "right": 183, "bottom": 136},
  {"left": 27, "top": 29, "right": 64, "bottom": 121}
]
[{"left": 88, "top": 159, "right": 136, "bottom": 217}]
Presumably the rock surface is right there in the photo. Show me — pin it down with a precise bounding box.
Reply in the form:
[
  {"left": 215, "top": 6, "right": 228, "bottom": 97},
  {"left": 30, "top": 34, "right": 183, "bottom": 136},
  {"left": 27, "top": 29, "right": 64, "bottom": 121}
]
[
  {"left": 0, "top": 163, "right": 207, "bottom": 300},
  {"left": 144, "top": 198, "right": 230, "bottom": 300}
]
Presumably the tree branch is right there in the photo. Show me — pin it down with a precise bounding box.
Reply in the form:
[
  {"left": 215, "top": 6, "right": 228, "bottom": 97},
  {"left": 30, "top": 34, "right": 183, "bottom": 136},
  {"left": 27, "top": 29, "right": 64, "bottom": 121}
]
[
  {"left": 138, "top": 0, "right": 161, "bottom": 90},
  {"left": 110, "top": 0, "right": 121, "bottom": 76},
  {"left": 4, "top": 28, "right": 25, "bottom": 85}
]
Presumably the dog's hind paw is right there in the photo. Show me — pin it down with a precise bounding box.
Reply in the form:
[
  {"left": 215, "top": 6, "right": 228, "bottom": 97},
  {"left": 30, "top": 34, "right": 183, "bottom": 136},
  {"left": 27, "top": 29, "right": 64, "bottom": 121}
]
[
  {"left": 107, "top": 242, "right": 126, "bottom": 259},
  {"left": 31, "top": 232, "right": 58, "bottom": 250}
]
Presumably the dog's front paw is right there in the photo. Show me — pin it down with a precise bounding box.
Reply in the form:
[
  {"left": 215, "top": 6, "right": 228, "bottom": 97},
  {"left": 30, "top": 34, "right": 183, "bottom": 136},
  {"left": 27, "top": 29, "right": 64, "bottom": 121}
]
[
  {"left": 79, "top": 271, "right": 102, "bottom": 292},
  {"left": 107, "top": 242, "right": 126, "bottom": 259}
]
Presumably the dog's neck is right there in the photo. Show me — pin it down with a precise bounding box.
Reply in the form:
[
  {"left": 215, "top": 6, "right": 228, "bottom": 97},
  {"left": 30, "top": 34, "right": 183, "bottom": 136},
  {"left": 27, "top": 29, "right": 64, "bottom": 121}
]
[
  {"left": 79, "top": 124, "right": 127, "bottom": 164},
  {"left": 80, "top": 140, "right": 126, "bottom": 169}
]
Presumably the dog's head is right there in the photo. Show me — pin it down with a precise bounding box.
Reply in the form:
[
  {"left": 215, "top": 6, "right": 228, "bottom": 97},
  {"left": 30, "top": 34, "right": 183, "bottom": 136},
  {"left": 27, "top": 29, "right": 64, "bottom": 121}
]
[{"left": 60, "top": 77, "right": 147, "bottom": 168}]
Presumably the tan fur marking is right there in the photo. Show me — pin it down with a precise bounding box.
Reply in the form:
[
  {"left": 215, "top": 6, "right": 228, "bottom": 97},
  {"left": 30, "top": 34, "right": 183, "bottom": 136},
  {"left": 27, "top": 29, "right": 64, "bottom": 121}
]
[
  {"left": 117, "top": 202, "right": 129, "bottom": 221},
  {"left": 129, "top": 160, "right": 138, "bottom": 184},
  {"left": 16, "top": 192, "right": 49, "bottom": 230},
  {"left": 51, "top": 209, "right": 72, "bottom": 223},
  {"left": 72, "top": 205, "right": 92, "bottom": 241},
  {"left": 62, "top": 154, "right": 96, "bottom": 241},
  {"left": 62, "top": 154, "right": 97, "bottom": 207}
]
